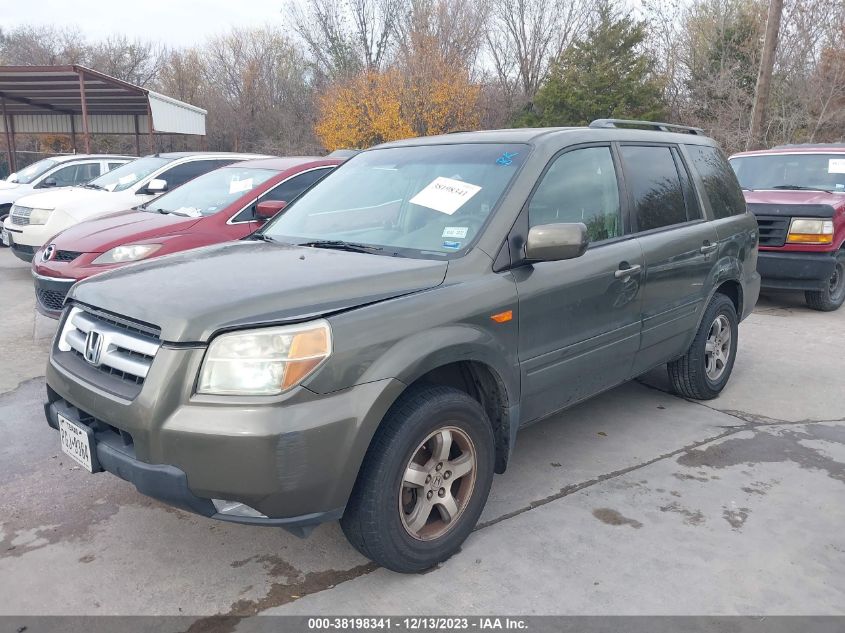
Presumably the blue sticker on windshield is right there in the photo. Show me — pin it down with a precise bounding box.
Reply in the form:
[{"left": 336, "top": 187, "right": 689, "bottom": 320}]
[
  {"left": 496, "top": 152, "right": 518, "bottom": 166},
  {"left": 442, "top": 240, "right": 461, "bottom": 250}
]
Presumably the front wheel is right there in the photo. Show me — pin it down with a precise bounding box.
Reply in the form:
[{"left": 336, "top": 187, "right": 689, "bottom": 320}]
[
  {"left": 668, "top": 293, "right": 739, "bottom": 400},
  {"left": 805, "top": 252, "right": 845, "bottom": 312},
  {"left": 341, "top": 384, "right": 495, "bottom": 573}
]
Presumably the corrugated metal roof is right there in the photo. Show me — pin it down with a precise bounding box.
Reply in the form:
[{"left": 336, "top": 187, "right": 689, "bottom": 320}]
[{"left": 0, "top": 65, "right": 205, "bottom": 136}]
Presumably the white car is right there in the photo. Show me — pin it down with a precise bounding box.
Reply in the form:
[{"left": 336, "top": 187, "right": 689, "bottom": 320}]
[
  {"left": 4, "top": 152, "right": 270, "bottom": 262},
  {"left": 1, "top": 154, "right": 132, "bottom": 247}
]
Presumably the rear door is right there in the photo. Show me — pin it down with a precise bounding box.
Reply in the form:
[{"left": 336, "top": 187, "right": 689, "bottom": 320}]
[
  {"left": 516, "top": 144, "right": 645, "bottom": 423},
  {"left": 618, "top": 143, "right": 719, "bottom": 375}
]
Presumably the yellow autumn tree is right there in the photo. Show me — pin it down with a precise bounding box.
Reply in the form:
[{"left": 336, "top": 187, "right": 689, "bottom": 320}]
[{"left": 316, "top": 51, "right": 481, "bottom": 150}]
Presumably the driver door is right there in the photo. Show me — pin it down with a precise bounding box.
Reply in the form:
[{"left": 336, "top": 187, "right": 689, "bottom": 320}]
[{"left": 515, "top": 144, "right": 645, "bottom": 424}]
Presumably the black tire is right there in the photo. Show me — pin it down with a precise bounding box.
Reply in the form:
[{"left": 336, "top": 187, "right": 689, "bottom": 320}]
[
  {"left": 341, "top": 384, "right": 495, "bottom": 573},
  {"left": 668, "top": 293, "right": 738, "bottom": 400},
  {"left": 805, "top": 251, "right": 845, "bottom": 312},
  {"left": 0, "top": 205, "right": 10, "bottom": 248}
]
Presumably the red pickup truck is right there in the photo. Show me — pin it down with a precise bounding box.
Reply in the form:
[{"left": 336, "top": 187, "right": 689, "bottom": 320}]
[
  {"left": 729, "top": 145, "right": 845, "bottom": 311},
  {"left": 31, "top": 156, "right": 342, "bottom": 317}
]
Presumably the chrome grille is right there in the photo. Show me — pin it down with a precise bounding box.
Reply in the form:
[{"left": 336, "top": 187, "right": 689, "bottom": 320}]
[
  {"left": 57, "top": 307, "right": 161, "bottom": 387},
  {"left": 10, "top": 206, "right": 32, "bottom": 226}
]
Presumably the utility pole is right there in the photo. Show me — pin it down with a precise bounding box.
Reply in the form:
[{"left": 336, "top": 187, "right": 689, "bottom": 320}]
[{"left": 747, "top": 0, "right": 784, "bottom": 150}]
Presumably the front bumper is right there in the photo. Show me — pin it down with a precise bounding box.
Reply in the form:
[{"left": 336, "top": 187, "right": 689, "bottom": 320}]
[
  {"left": 757, "top": 250, "right": 838, "bottom": 291},
  {"left": 32, "top": 271, "right": 76, "bottom": 318},
  {"left": 45, "top": 346, "right": 405, "bottom": 531}
]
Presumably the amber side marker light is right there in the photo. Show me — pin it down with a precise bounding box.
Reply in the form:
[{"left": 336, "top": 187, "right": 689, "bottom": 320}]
[
  {"left": 491, "top": 310, "right": 513, "bottom": 323},
  {"left": 787, "top": 219, "right": 834, "bottom": 245}
]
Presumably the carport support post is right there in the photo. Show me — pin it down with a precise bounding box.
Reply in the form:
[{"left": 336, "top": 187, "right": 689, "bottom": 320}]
[
  {"left": 146, "top": 102, "right": 155, "bottom": 154},
  {"left": 1, "top": 97, "right": 16, "bottom": 174},
  {"left": 69, "top": 114, "right": 77, "bottom": 153},
  {"left": 133, "top": 115, "right": 142, "bottom": 156},
  {"left": 77, "top": 70, "right": 91, "bottom": 154}
]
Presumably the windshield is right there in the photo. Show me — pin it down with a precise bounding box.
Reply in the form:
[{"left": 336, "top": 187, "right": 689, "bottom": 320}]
[
  {"left": 87, "top": 156, "right": 171, "bottom": 192},
  {"left": 262, "top": 143, "right": 528, "bottom": 258},
  {"left": 13, "top": 158, "right": 59, "bottom": 184},
  {"left": 730, "top": 153, "right": 845, "bottom": 192},
  {"left": 145, "top": 166, "right": 278, "bottom": 217}
]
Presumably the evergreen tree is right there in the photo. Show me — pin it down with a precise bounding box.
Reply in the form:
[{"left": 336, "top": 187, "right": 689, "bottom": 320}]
[{"left": 520, "top": 2, "right": 667, "bottom": 127}]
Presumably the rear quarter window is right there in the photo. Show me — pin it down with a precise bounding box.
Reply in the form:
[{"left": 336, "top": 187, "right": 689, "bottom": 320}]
[{"left": 686, "top": 145, "right": 746, "bottom": 219}]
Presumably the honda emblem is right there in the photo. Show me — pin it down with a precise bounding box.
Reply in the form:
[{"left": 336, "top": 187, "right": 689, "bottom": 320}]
[{"left": 84, "top": 330, "right": 103, "bottom": 366}]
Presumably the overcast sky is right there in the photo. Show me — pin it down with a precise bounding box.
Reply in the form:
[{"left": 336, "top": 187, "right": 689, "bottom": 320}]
[{"left": 0, "top": 0, "right": 289, "bottom": 46}]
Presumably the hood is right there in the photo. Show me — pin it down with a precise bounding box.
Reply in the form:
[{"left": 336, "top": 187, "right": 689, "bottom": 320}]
[
  {"left": 14, "top": 186, "right": 131, "bottom": 219},
  {"left": 70, "top": 240, "right": 448, "bottom": 342},
  {"left": 51, "top": 210, "right": 202, "bottom": 253},
  {"left": 0, "top": 181, "right": 33, "bottom": 205},
  {"left": 744, "top": 190, "right": 845, "bottom": 217},
  {"left": 0, "top": 180, "right": 22, "bottom": 191}
]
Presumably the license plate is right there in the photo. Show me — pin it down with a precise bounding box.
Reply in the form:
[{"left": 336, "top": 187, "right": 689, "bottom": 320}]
[
  {"left": 59, "top": 414, "right": 94, "bottom": 472},
  {"left": 1, "top": 227, "right": 9, "bottom": 247}
]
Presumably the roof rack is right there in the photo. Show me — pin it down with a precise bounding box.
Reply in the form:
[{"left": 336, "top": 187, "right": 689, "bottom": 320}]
[
  {"left": 773, "top": 143, "right": 845, "bottom": 149},
  {"left": 589, "top": 119, "right": 705, "bottom": 135}
]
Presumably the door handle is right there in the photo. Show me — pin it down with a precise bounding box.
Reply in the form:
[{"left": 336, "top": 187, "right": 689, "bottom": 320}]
[
  {"left": 700, "top": 243, "right": 718, "bottom": 254},
  {"left": 614, "top": 264, "right": 642, "bottom": 279}
]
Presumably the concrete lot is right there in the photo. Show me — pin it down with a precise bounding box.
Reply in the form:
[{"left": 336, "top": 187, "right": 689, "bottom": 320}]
[{"left": 1, "top": 247, "right": 843, "bottom": 621}]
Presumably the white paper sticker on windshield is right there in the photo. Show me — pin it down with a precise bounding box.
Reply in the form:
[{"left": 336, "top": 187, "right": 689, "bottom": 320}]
[
  {"left": 174, "top": 206, "right": 202, "bottom": 217},
  {"left": 118, "top": 174, "right": 136, "bottom": 185},
  {"left": 410, "top": 177, "right": 481, "bottom": 215},
  {"left": 443, "top": 226, "right": 469, "bottom": 239},
  {"left": 229, "top": 178, "right": 254, "bottom": 194},
  {"left": 828, "top": 159, "right": 845, "bottom": 174}
]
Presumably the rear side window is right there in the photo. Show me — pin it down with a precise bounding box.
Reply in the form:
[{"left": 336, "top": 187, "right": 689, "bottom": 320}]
[
  {"left": 528, "top": 146, "right": 622, "bottom": 242},
  {"left": 107, "top": 162, "right": 125, "bottom": 171},
  {"left": 686, "top": 145, "right": 746, "bottom": 218},
  {"left": 620, "top": 145, "right": 688, "bottom": 232}
]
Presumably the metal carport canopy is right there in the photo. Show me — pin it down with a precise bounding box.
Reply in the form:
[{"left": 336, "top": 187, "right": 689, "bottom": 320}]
[{"left": 0, "top": 64, "right": 207, "bottom": 171}]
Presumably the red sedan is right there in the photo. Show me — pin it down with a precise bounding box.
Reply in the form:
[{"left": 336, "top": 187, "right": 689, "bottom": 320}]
[{"left": 31, "top": 156, "right": 343, "bottom": 317}]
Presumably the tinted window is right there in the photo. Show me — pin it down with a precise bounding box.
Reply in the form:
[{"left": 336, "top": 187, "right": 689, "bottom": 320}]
[
  {"left": 529, "top": 146, "right": 621, "bottom": 242},
  {"left": 621, "top": 145, "right": 687, "bottom": 231},
  {"left": 107, "top": 162, "right": 125, "bottom": 171},
  {"left": 159, "top": 159, "right": 235, "bottom": 190},
  {"left": 687, "top": 145, "right": 746, "bottom": 218},
  {"left": 263, "top": 168, "right": 333, "bottom": 203}
]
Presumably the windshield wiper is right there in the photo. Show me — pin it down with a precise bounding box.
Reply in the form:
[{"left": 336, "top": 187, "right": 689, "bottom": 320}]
[
  {"left": 247, "top": 233, "right": 278, "bottom": 243},
  {"left": 771, "top": 185, "right": 834, "bottom": 194},
  {"left": 299, "top": 240, "right": 383, "bottom": 254},
  {"left": 82, "top": 183, "right": 104, "bottom": 190}
]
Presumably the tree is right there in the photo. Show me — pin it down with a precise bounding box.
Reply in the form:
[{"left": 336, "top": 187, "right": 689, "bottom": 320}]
[
  {"left": 526, "top": 3, "right": 666, "bottom": 127},
  {"left": 315, "top": 57, "right": 480, "bottom": 150}
]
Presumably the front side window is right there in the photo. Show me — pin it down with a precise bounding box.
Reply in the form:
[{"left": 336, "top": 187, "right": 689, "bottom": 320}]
[
  {"left": 729, "top": 153, "right": 845, "bottom": 193},
  {"left": 528, "top": 146, "right": 621, "bottom": 242},
  {"left": 262, "top": 143, "right": 528, "bottom": 258},
  {"left": 144, "top": 166, "right": 278, "bottom": 217},
  {"left": 87, "top": 156, "right": 171, "bottom": 192},
  {"left": 687, "top": 145, "right": 746, "bottom": 218},
  {"left": 14, "top": 158, "right": 58, "bottom": 184},
  {"left": 233, "top": 168, "right": 335, "bottom": 223},
  {"left": 621, "top": 145, "right": 688, "bottom": 232},
  {"left": 158, "top": 159, "right": 236, "bottom": 190}
]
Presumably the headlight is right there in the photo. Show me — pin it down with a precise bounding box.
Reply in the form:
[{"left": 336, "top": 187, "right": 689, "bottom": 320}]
[
  {"left": 198, "top": 320, "right": 332, "bottom": 395},
  {"left": 92, "top": 243, "right": 162, "bottom": 264},
  {"left": 787, "top": 218, "right": 834, "bottom": 244},
  {"left": 19, "top": 207, "right": 53, "bottom": 225}
]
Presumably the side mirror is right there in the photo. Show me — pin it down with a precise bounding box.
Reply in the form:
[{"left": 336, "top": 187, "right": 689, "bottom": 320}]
[
  {"left": 144, "top": 178, "right": 168, "bottom": 194},
  {"left": 525, "top": 222, "right": 589, "bottom": 262},
  {"left": 255, "top": 200, "right": 287, "bottom": 221},
  {"left": 42, "top": 177, "right": 58, "bottom": 188},
  {"left": 7, "top": 173, "right": 18, "bottom": 183}
]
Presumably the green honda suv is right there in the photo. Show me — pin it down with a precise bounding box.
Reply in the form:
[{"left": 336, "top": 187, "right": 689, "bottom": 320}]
[{"left": 45, "top": 120, "right": 759, "bottom": 572}]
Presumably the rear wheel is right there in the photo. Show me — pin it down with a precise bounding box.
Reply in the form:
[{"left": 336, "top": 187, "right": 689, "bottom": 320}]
[
  {"left": 341, "top": 384, "right": 495, "bottom": 573},
  {"left": 668, "top": 293, "right": 738, "bottom": 400},
  {"left": 805, "top": 252, "right": 845, "bottom": 312}
]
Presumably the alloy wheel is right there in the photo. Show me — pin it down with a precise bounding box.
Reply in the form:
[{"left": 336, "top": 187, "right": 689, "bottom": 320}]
[
  {"left": 399, "top": 426, "right": 477, "bottom": 541},
  {"left": 704, "top": 314, "right": 732, "bottom": 381}
]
